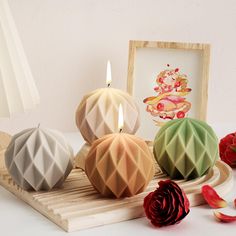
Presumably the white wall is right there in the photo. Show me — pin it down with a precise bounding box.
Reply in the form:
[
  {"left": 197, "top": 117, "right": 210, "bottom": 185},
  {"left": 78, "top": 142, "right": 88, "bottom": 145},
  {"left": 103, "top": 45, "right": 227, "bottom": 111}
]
[{"left": 0, "top": 0, "right": 236, "bottom": 134}]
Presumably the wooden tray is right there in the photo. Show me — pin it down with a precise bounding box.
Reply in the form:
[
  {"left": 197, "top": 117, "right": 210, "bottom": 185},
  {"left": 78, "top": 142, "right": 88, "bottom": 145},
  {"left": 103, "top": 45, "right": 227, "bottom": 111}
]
[
  {"left": 0, "top": 132, "right": 11, "bottom": 169},
  {"left": 0, "top": 160, "right": 233, "bottom": 232}
]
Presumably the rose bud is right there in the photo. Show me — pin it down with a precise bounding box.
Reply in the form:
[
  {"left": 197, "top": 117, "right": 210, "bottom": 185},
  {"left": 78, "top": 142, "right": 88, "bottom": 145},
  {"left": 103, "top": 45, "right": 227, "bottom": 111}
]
[
  {"left": 214, "top": 212, "right": 236, "bottom": 223},
  {"left": 143, "top": 180, "right": 190, "bottom": 227},
  {"left": 202, "top": 185, "right": 227, "bottom": 208},
  {"left": 219, "top": 132, "right": 236, "bottom": 167}
]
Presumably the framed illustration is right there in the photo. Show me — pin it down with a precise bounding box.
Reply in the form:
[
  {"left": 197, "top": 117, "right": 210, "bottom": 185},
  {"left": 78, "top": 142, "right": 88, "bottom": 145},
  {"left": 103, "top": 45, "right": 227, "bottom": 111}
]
[{"left": 127, "top": 40, "right": 210, "bottom": 141}]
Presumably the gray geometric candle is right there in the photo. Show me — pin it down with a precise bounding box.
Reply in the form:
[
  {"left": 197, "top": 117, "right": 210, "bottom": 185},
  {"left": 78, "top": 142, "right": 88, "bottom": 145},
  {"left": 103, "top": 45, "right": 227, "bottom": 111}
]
[{"left": 5, "top": 127, "right": 74, "bottom": 191}]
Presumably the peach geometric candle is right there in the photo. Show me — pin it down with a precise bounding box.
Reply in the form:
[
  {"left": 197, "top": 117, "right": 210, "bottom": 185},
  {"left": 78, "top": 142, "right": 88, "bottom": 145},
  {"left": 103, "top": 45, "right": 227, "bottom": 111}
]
[
  {"left": 85, "top": 133, "right": 155, "bottom": 198},
  {"left": 85, "top": 105, "right": 154, "bottom": 198}
]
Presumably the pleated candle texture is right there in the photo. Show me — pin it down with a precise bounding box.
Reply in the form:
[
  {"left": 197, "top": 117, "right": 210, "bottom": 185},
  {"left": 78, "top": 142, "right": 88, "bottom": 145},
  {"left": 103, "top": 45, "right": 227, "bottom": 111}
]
[
  {"left": 76, "top": 88, "right": 140, "bottom": 144},
  {"left": 5, "top": 127, "right": 74, "bottom": 191},
  {"left": 85, "top": 133, "right": 155, "bottom": 198},
  {"left": 0, "top": 0, "right": 40, "bottom": 117},
  {"left": 154, "top": 118, "right": 219, "bottom": 179}
]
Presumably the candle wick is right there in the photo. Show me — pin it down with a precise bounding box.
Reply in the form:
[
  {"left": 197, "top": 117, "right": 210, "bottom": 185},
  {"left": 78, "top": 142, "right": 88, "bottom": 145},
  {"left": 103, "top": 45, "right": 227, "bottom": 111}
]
[
  {"left": 107, "top": 83, "right": 111, "bottom": 88},
  {"left": 37, "top": 123, "right": 40, "bottom": 128},
  {"left": 119, "top": 128, "right": 123, "bottom": 133}
]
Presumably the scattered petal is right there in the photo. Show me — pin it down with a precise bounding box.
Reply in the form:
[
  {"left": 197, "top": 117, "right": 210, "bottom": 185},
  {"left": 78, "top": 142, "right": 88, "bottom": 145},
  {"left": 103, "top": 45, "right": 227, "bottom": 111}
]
[
  {"left": 214, "top": 212, "right": 236, "bottom": 223},
  {"left": 234, "top": 198, "right": 236, "bottom": 208},
  {"left": 202, "top": 185, "right": 227, "bottom": 208}
]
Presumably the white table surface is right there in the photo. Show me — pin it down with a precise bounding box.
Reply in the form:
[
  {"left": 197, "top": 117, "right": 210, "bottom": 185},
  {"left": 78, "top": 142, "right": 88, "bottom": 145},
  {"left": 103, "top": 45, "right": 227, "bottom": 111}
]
[{"left": 1, "top": 124, "right": 236, "bottom": 236}]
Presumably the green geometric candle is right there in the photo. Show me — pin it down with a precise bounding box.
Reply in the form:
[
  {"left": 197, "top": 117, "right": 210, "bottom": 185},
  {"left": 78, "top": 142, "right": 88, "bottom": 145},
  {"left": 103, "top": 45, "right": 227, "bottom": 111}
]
[{"left": 153, "top": 118, "right": 219, "bottom": 179}]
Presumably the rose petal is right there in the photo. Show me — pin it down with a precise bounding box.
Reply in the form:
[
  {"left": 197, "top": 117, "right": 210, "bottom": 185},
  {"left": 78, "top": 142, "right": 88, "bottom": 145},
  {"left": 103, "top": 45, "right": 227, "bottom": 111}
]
[
  {"left": 234, "top": 198, "right": 236, "bottom": 208},
  {"left": 202, "top": 185, "right": 227, "bottom": 208},
  {"left": 214, "top": 212, "right": 236, "bottom": 223},
  {"left": 143, "top": 192, "right": 154, "bottom": 219},
  {"left": 230, "top": 145, "right": 236, "bottom": 152}
]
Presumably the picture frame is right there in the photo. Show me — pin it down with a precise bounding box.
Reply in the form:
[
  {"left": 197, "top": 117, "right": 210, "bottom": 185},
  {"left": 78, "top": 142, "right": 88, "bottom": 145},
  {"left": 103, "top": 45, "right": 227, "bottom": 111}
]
[{"left": 127, "top": 40, "right": 211, "bottom": 141}]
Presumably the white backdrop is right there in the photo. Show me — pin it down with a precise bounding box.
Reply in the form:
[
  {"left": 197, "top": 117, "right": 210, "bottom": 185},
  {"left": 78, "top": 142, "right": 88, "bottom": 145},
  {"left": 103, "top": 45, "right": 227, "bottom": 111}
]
[{"left": 0, "top": 0, "right": 236, "bottom": 134}]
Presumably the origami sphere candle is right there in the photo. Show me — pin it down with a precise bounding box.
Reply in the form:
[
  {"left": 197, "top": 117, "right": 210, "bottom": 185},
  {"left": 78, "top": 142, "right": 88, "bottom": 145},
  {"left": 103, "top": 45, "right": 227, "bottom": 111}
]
[
  {"left": 5, "top": 127, "right": 74, "bottom": 191},
  {"left": 75, "top": 61, "right": 140, "bottom": 144},
  {"left": 85, "top": 105, "right": 154, "bottom": 198},
  {"left": 153, "top": 118, "right": 219, "bottom": 179}
]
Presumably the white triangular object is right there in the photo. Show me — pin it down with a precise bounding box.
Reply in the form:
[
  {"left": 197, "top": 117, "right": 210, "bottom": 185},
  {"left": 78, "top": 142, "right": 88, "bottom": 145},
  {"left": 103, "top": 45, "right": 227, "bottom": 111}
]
[{"left": 0, "top": 0, "right": 40, "bottom": 117}]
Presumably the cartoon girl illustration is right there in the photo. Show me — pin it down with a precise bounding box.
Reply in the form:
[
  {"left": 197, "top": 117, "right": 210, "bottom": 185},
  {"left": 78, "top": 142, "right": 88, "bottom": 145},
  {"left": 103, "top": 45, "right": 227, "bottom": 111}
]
[{"left": 143, "top": 65, "right": 192, "bottom": 126}]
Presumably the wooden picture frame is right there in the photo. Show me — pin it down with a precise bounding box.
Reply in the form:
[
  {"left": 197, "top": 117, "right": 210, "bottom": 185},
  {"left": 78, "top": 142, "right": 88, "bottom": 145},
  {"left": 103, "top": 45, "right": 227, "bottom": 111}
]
[{"left": 127, "top": 40, "right": 210, "bottom": 141}]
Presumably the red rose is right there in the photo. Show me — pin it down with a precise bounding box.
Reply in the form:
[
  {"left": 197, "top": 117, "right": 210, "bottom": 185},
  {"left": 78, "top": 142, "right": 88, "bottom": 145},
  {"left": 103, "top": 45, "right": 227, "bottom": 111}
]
[
  {"left": 219, "top": 132, "right": 236, "bottom": 167},
  {"left": 143, "top": 180, "right": 190, "bottom": 227}
]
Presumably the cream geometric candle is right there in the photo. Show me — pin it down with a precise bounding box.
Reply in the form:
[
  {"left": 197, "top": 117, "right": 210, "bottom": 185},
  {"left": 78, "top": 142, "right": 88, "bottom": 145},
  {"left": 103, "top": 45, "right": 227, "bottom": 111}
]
[
  {"left": 5, "top": 127, "right": 74, "bottom": 191},
  {"left": 76, "top": 88, "right": 140, "bottom": 144},
  {"left": 85, "top": 133, "right": 155, "bottom": 198},
  {"left": 75, "top": 61, "right": 140, "bottom": 145}
]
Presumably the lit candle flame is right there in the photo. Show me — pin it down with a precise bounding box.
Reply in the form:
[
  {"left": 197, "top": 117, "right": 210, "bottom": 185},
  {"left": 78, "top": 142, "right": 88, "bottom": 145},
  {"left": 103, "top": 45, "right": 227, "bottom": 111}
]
[
  {"left": 106, "top": 60, "right": 112, "bottom": 87},
  {"left": 118, "top": 104, "right": 124, "bottom": 132}
]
